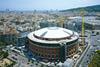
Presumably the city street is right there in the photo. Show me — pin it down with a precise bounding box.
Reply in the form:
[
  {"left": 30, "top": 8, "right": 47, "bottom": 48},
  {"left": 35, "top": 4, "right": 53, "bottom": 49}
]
[{"left": 79, "top": 35, "right": 100, "bottom": 67}]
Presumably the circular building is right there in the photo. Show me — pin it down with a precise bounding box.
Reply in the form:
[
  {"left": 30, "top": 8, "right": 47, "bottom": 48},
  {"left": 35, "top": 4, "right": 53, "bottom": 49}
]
[{"left": 26, "top": 27, "right": 79, "bottom": 62}]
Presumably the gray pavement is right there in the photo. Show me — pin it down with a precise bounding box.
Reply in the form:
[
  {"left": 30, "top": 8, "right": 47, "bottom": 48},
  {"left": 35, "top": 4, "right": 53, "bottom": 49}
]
[{"left": 78, "top": 35, "right": 100, "bottom": 67}]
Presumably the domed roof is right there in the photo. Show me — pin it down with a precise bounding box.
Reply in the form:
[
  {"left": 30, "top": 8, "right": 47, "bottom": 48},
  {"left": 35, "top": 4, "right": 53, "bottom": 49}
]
[
  {"left": 34, "top": 27, "right": 73, "bottom": 39},
  {"left": 28, "top": 27, "right": 79, "bottom": 44}
]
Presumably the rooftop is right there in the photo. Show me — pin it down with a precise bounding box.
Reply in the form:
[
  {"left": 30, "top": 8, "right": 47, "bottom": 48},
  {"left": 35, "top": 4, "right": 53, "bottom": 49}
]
[
  {"left": 34, "top": 27, "right": 73, "bottom": 39},
  {"left": 28, "top": 27, "right": 79, "bottom": 44}
]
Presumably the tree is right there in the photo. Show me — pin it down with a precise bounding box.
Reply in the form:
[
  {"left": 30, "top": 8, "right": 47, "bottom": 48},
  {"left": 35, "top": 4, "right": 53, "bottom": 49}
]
[
  {"left": 3, "top": 51, "right": 9, "bottom": 58},
  {"left": 88, "top": 50, "right": 100, "bottom": 67},
  {"left": 96, "top": 32, "right": 99, "bottom": 35}
]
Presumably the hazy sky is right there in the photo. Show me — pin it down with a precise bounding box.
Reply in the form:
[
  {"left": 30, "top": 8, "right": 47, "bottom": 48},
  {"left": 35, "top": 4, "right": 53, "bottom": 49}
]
[{"left": 0, "top": 0, "right": 100, "bottom": 10}]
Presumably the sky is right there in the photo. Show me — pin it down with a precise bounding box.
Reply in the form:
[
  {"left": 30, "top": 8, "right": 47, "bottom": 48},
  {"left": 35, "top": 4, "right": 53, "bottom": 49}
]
[{"left": 0, "top": 0, "right": 100, "bottom": 10}]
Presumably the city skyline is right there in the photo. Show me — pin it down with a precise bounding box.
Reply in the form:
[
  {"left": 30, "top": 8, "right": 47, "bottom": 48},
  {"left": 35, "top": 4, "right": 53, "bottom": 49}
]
[{"left": 0, "top": 0, "right": 100, "bottom": 11}]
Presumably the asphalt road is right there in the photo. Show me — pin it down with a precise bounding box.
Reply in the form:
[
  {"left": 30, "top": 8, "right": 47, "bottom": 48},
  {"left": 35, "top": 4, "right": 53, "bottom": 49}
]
[{"left": 79, "top": 35, "right": 100, "bottom": 67}]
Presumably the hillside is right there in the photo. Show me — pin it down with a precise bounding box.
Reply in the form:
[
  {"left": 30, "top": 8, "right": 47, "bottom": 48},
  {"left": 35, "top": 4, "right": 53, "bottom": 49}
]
[{"left": 60, "top": 5, "right": 100, "bottom": 12}]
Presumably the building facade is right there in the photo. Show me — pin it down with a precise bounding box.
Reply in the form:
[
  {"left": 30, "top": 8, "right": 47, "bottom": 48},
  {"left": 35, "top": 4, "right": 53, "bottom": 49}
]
[{"left": 26, "top": 27, "right": 79, "bottom": 62}]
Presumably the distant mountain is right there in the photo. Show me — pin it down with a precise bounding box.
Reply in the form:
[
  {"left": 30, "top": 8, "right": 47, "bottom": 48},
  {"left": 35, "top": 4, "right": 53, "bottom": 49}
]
[{"left": 60, "top": 5, "right": 100, "bottom": 12}]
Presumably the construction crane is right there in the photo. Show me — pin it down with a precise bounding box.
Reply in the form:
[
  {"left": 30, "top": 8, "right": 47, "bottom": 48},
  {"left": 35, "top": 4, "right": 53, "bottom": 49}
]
[{"left": 81, "top": 9, "right": 85, "bottom": 46}]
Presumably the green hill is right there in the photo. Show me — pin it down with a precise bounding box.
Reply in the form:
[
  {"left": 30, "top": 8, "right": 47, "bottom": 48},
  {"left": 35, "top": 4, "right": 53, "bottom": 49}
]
[{"left": 60, "top": 5, "right": 100, "bottom": 12}]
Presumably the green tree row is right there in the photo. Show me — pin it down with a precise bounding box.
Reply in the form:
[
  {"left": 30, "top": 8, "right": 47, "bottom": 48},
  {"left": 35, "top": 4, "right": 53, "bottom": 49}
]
[{"left": 88, "top": 50, "right": 100, "bottom": 67}]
